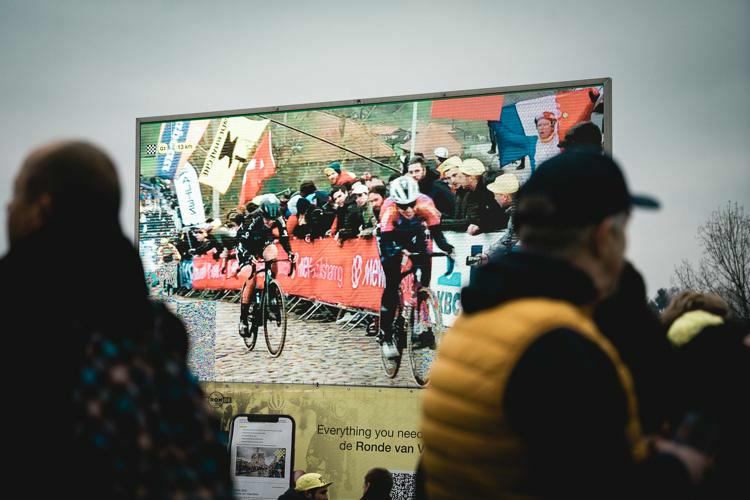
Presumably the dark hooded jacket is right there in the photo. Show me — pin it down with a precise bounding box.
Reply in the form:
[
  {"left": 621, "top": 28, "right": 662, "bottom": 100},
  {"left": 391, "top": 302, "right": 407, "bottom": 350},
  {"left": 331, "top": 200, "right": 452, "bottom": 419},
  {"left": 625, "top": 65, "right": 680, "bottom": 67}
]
[{"left": 418, "top": 167, "right": 455, "bottom": 218}]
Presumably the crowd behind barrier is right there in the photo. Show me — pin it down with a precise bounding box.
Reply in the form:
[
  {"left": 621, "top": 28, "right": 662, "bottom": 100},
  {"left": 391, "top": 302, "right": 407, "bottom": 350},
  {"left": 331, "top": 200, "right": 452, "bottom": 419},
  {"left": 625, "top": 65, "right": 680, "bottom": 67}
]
[
  {"left": 157, "top": 231, "right": 503, "bottom": 327},
  {"left": 144, "top": 148, "right": 520, "bottom": 328}
]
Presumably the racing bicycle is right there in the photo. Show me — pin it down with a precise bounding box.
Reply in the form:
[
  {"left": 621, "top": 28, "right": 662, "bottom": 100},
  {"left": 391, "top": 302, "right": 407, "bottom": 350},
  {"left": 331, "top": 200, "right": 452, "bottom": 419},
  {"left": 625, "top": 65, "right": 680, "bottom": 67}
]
[
  {"left": 378, "top": 251, "right": 453, "bottom": 386},
  {"left": 238, "top": 257, "right": 295, "bottom": 357}
]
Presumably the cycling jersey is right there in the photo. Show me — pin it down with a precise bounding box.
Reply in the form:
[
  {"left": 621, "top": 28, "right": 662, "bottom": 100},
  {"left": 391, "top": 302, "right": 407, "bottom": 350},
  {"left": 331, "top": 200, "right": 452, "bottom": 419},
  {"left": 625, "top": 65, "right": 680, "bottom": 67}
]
[
  {"left": 378, "top": 194, "right": 451, "bottom": 259},
  {"left": 379, "top": 194, "right": 441, "bottom": 233},
  {"left": 235, "top": 211, "right": 292, "bottom": 266}
]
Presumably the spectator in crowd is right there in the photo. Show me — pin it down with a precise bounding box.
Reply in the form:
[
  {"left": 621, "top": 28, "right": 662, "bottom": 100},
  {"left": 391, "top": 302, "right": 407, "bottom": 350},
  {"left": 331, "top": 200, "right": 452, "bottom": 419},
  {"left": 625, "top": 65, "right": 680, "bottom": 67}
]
[
  {"left": 289, "top": 180, "right": 318, "bottom": 216},
  {"left": 290, "top": 197, "right": 311, "bottom": 240},
  {"left": 470, "top": 172, "right": 518, "bottom": 265},
  {"left": 294, "top": 473, "right": 332, "bottom": 500},
  {"left": 278, "top": 470, "right": 307, "bottom": 500},
  {"left": 368, "top": 184, "right": 387, "bottom": 221},
  {"left": 534, "top": 111, "right": 560, "bottom": 166},
  {"left": 335, "top": 182, "right": 376, "bottom": 243},
  {"left": 324, "top": 185, "right": 349, "bottom": 235},
  {"left": 367, "top": 176, "right": 385, "bottom": 189},
  {"left": 292, "top": 192, "right": 330, "bottom": 242},
  {"left": 445, "top": 158, "right": 495, "bottom": 234},
  {"left": 487, "top": 119, "right": 500, "bottom": 155},
  {"left": 324, "top": 161, "right": 356, "bottom": 189},
  {"left": 594, "top": 261, "right": 675, "bottom": 435},
  {"left": 361, "top": 468, "right": 393, "bottom": 500},
  {"left": 158, "top": 237, "right": 182, "bottom": 263},
  {"left": 433, "top": 146, "right": 449, "bottom": 169},
  {"left": 559, "top": 120, "right": 604, "bottom": 152},
  {"left": 661, "top": 291, "right": 750, "bottom": 498},
  {"left": 421, "top": 150, "right": 708, "bottom": 499},
  {"left": 1, "top": 141, "right": 233, "bottom": 498},
  {"left": 279, "top": 193, "right": 290, "bottom": 218},
  {"left": 436, "top": 155, "right": 462, "bottom": 193},
  {"left": 407, "top": 156, "right": 455, "bottom": 218}
]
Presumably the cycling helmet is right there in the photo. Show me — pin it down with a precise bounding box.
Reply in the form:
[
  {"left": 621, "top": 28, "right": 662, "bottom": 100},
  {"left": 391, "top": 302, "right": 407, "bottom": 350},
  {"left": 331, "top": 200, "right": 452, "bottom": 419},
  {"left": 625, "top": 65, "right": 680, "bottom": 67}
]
[
  {"left": 259, "top": 193, "right": 281, "bottom": 219},
  {"left": 389, "top": 176, "right": 420, "bottom": 204}
]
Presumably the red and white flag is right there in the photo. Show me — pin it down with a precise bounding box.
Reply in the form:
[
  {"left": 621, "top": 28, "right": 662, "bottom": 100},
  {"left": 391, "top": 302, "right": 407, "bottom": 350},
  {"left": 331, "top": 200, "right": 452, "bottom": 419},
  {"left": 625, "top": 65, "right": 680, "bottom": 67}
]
[
  {"left": 238, "top": 130, "right": 276, "bottom": 207},
  {"left": 431, "top": 95, "right": 505, "bottom": 121}
]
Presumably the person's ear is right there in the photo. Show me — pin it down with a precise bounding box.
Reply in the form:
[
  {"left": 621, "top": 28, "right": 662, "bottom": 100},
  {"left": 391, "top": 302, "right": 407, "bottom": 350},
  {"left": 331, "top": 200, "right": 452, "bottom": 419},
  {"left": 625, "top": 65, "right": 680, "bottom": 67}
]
[
  {"left": 30, "top": 193, "right": 53, "bottom": 227},
  {"left": 590, "top": 216, "right": 615, "bottom": 259}
]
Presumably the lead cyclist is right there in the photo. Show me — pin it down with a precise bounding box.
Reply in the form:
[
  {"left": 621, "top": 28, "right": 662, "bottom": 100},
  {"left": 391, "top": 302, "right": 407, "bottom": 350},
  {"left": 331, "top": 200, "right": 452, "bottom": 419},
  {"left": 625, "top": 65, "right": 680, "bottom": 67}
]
[
  {"left": 235, "top": 194, "right": 295, "bottom": 338},
  {"left": 378, "top": 176, "right": 454, "bottom": 359}
]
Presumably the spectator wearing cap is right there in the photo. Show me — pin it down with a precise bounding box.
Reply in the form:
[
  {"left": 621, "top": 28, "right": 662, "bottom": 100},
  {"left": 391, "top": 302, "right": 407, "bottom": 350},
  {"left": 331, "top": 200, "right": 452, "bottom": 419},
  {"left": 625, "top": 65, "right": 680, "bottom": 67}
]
[
  {"left": 473, "top": 172, "right": 519, "bottom": 263},
  {"left": 278, "top": 470, "right": 307, "bottom": 500},
  {"left": 422, "top": 150, "right": 707, "bottom": 499},
  {"left": 323, "top": 161, "right": 356, "bottom": 189},
  {"left": 559, "top": 121, "right": 604, "bottom": 152},
  {"left": 433, "top": 146, "right": 449, "bottom": 169},
  {"left": 407, "top": 156, "right": 455, "bottom": 218},
  {"left": 534, "top": 111, "right": 560, "bottom": 166},
  {"left": 335, "top": 182, "right": 376, "bottom": 243},
  {"left": 295, "top": 473, "right": 332, "bottom": 500},
  {"left": 437, "top": 155, "right": 462, "bottom": 193},
  {"left": 368, "top": 184, "right": 387, "bottom": 221},
  {"left": 446, "top": 158, "right": 495, "bottom": 235}
]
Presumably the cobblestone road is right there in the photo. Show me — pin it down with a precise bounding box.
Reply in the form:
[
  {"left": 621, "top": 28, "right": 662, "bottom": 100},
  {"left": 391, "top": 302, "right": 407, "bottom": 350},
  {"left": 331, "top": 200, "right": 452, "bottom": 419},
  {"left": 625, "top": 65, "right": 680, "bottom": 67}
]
[{"left": 176, "top": 297, "right": 420, "bottom": 388}]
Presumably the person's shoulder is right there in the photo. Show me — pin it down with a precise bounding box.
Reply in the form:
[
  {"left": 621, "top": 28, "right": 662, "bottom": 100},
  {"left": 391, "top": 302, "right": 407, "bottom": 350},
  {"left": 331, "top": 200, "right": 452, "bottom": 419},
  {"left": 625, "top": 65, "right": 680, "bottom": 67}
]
[{"left": 415, "top": 193, "right": 436, "bottom": 207}]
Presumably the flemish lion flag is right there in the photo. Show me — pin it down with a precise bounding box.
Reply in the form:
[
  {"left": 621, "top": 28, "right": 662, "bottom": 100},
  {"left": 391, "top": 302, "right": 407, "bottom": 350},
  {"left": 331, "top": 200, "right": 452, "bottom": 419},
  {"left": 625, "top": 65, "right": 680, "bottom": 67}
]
[
  {"left": 239, "top": 130, "right": 276, "bottom": 207},
  {"left": 199, "top": 118, "right": 269, "bottom": 194}
]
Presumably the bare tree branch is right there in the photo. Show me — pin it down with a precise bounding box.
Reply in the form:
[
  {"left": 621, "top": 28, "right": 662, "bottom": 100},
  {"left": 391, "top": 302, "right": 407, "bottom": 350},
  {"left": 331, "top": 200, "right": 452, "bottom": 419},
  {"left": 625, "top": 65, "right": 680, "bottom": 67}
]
[{"left": 672, "top": 202, "right": 750, "bottom": 322}]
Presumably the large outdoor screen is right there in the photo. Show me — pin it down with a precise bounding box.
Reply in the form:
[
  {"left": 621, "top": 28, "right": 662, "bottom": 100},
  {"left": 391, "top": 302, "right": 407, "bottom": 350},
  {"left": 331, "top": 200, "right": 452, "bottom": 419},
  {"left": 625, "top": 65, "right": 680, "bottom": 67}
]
[{"left": 137, "top": 79, "right": 609, "bottom": 390}]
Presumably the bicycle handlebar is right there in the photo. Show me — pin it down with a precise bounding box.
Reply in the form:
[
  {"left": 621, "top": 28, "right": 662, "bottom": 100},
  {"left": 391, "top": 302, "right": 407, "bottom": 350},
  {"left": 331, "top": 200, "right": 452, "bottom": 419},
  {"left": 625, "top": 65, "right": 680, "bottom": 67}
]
[
  {"left": 398, "top": 251, "right": 455, "bottom": 277},
  {"left": 238, "top": 257, "right": 296, "bottom": 277}
]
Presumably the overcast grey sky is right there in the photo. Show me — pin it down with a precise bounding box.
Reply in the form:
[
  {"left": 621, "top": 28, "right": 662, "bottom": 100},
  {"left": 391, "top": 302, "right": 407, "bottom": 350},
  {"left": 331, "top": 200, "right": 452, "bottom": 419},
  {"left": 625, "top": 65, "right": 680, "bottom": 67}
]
[{"left": 1, "top": 0, "right": 748, "bottom": 293}]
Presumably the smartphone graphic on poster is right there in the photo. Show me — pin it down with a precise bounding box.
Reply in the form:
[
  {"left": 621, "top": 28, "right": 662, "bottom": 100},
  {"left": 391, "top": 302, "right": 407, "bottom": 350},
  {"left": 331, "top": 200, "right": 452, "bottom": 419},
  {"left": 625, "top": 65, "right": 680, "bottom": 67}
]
[{"left": 228, "top": 414, "right": 296, "bottom": 500}]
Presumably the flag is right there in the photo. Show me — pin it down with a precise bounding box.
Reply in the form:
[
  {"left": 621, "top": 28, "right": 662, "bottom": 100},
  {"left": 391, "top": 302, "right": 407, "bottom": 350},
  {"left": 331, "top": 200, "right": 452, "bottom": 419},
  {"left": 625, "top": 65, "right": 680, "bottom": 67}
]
[
  {"left": 431, "top": 95, "right": 505, "bottom": 121},
  {"left": 176, "top": 119, "right": 210, "bottom": 172},
  {"left": 555, "top": 88, "right": 597, "bottom": 140},
  {"left": 199, "top": 118, "right": 269, "bottom": 194},
  {"left": 491, "top": 104, "right": 537, "bottom": 169},
  {"left": 175, "top": 162, "right": 206, "bottom": 226},
  {"left": 238, "top": 130, "right": 276, "bottom": 207},
  {"left": 155, "top": 121, "right": 190, "bottom": 179},
  {"left": 495, "top": 87, "right": 599, "bottom": 170}
]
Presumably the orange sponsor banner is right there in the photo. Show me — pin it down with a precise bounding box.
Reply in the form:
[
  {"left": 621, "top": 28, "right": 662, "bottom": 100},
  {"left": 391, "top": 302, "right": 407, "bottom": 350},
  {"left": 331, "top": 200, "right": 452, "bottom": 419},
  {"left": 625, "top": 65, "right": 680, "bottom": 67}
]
[{"left": 191, "top": 238, "right": 385, "bottom": 311}]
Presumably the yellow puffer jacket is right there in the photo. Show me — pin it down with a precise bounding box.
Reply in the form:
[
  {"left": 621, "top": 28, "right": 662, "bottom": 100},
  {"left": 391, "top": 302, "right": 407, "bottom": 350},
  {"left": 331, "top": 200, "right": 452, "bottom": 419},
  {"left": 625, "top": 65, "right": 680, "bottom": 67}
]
[{"left": 421, "top": 298, "right": 646, "bottom": 500}]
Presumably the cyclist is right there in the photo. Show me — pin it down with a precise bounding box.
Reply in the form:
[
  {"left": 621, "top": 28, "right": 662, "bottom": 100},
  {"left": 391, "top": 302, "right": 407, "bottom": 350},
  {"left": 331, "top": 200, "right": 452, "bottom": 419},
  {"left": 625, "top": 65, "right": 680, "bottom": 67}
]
[
  {"left": 378, "top": 176, "right": 454, "bottom": 358},
  {"left": 236, "top": 194, "right": 295, "bottom": 338}
]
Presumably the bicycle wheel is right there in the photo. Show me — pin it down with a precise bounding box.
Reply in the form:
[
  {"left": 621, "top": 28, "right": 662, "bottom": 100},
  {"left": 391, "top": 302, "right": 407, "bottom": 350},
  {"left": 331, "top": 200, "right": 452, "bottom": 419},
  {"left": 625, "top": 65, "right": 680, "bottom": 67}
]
[
  {"left": 379, "top": 304, "right": 404, "bottom": 379},
  {"left": 238, "top": 283, "right": 258, "bottom": 350},
  {"left": 408, "top": 289, "right": 443, "bottom": 387},
  {"left": 263, "top": 279, "right": 287, "bottom": 357}
]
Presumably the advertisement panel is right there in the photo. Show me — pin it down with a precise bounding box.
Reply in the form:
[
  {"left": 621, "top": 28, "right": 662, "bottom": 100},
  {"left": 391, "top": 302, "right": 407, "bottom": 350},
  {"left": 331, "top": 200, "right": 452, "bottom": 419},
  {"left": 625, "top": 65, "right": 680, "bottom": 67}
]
[{"left": 203, "top": 382, "right": 422, "bottom": 500}]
